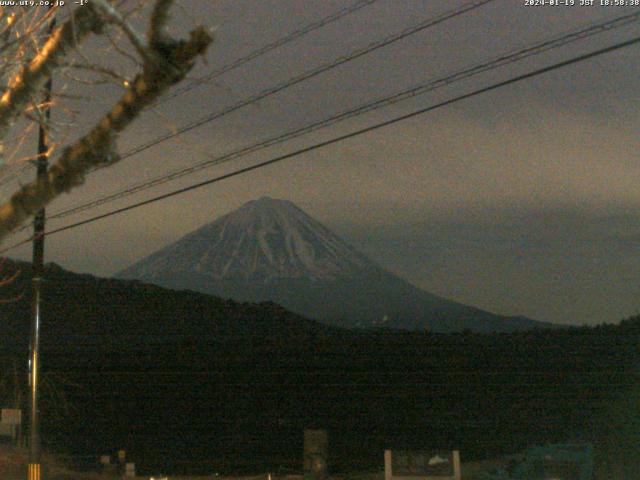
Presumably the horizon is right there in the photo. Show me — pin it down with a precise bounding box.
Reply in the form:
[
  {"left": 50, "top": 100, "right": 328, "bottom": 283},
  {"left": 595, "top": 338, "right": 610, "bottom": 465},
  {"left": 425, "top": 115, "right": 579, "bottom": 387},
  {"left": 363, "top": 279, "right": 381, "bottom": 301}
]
[{"left": 6, "top": 194, "right": 634, "bottom": 329}]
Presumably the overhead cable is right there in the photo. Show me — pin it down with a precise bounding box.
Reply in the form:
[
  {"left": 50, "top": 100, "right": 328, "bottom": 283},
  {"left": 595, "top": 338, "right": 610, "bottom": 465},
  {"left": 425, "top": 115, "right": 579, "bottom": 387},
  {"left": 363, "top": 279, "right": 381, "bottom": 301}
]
[
  {"left": 0, "top": 33, "right": 634, "bottom": 256},
  {"left": 46, "top": 11, "right": 640, "bottom": 222}
]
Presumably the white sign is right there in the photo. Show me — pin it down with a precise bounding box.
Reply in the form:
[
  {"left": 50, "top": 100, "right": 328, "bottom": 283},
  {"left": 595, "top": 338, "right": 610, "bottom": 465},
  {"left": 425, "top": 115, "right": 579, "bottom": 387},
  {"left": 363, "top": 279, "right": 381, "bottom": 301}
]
[
  {"left": 125, "top": 462, "right": 136, "bottom": 477},
  {"left": 384, "top": 450, "right": 461, "bottom": 480},
  {"left": 1, "top": 409, "right": 21, "bottom": 425}
]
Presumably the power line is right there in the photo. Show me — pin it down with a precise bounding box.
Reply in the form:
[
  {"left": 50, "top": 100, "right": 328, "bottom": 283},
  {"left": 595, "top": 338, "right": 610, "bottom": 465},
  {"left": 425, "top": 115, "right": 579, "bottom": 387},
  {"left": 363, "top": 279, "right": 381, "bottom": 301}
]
[
  {"left": 159, "top": 0, "right": 381, "bottom": 105},
  {"left": 111, "top": 0, "right": 495, "bottom": 162},
  {"left": 0, "top": 0, "right": 490, "bottom": 192},
  {"left": 2, "top": 0, "right": 363, "bottom": 186},
  {"left": 0, "top": 34, "right": 635, "bottom": 255},
  {"left": 44, "top": 11, "right": 640, "bottom": 222},
  {"left": 40, "top": 0, "right": 496, "bottom": 219}
]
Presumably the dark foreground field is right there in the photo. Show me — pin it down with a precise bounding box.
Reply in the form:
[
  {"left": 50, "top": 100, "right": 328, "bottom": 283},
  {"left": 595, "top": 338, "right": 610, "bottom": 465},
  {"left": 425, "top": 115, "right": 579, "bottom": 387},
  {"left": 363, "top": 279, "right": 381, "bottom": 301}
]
[{"left": 0, "top": 263, "right": 638, "bottom": 477}]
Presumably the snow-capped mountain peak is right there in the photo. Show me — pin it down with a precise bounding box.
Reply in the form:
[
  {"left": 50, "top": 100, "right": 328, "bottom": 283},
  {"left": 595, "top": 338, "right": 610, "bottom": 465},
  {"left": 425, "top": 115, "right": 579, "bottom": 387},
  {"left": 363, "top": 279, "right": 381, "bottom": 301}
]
[
  {"left": 118, "top": 197, "right": 549, "bottom": 333},
  {"left": 119, "top": 197, "right": 372, "bottom": 283}
]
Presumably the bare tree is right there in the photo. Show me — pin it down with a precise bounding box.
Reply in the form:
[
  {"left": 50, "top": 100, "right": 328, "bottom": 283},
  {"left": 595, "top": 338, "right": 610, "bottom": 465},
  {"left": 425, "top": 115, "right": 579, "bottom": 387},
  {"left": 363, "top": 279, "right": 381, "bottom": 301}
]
[{"left": 0, "top": 0, "right": 213, "bottom": 243}]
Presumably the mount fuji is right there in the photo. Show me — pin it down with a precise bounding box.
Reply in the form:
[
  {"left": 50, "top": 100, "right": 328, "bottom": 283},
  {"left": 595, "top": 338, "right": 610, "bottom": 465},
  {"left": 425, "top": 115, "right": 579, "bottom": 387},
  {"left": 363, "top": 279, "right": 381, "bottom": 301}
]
[{"left": 116, "top": 197, "right": 549, "bottom": 332}]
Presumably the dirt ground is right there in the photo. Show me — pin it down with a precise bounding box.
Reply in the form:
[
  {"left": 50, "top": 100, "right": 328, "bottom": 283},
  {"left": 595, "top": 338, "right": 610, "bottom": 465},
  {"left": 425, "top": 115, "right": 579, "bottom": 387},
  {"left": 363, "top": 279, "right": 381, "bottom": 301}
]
[
  {"left": 0, "top": 446, "right": 505, "bottom": 480},
  {"left": 0, "top": 445, "right": 117, "bottom": 480}
]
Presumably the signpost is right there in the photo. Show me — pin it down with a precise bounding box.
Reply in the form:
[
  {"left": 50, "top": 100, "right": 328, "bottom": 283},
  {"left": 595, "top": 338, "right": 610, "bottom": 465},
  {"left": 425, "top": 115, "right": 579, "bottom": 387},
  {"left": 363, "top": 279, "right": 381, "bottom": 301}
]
[
  {"left": 125, "top": 462, "right": 136, "bottom": 477},
  {"left": 0, "top": 408, "right": 22, "bottom": 444},
  {"left": 2, "top": 409, "right": 22, "bottom": 426},
  {"left": 304, "top": 429, "right": 328, "bottom": 480},
  {"left": 384, "top": 450, "right": 461, "bottom": 480}
]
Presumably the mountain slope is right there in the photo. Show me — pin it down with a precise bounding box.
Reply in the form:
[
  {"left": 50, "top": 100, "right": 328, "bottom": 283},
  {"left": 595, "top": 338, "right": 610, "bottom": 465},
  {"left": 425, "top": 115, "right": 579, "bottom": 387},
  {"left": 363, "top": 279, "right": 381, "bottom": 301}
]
[
  {"left": 120, "top": 197, "right": 371, "bottom": 282},
  {"left": 117, "top": 197, "right": 550, "bottom": 332},
  {"left": 0, "top": 258, "right": 335, "bottom": 353}
]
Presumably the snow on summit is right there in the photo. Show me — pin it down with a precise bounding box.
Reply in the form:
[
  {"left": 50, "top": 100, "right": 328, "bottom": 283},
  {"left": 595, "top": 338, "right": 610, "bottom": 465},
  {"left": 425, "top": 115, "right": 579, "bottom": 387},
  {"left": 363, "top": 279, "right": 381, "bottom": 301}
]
[
  {"left": 119, "top": 197, "right": 372, "bottom": 283},
  {"left": 117, "top": 196, "right": 550, "bottom": 332}
]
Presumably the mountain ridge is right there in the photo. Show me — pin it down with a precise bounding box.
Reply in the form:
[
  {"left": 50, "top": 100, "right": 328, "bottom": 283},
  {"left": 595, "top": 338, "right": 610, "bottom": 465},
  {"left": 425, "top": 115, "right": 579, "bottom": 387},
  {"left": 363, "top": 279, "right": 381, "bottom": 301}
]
[
  {"left": 117, "top": 197, "right": 552, "bottom": 332},
  {"left": 121, "top": 197, "right": 372, "bottom": 283}
]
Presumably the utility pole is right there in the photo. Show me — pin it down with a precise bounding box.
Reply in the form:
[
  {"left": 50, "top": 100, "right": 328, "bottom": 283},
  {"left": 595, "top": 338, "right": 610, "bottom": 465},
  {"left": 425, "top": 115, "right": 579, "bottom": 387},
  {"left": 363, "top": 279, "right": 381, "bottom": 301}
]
[{"left": 28, "top": 7, "right": 56, "bottom": 480}]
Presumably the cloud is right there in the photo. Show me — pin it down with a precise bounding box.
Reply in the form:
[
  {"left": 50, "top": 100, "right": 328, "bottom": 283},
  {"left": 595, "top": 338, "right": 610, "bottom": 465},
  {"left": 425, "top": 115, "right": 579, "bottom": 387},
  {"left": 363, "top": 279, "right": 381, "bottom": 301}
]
[{"left": 7, "top": 0, "right": 639, "bottom": 327}]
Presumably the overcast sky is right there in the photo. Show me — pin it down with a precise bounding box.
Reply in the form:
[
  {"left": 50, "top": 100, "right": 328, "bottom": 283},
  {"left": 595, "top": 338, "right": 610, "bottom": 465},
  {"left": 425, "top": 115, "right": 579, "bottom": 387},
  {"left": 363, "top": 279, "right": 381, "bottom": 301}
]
[{"left": 4, "top": 0, "right": 640, "bottom": 326}]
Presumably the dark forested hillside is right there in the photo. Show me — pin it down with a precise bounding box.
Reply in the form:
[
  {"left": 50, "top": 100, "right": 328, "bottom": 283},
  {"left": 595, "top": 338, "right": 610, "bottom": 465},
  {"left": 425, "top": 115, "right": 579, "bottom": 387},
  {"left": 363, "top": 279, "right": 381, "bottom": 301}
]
[{"left": 0, "top": 259, "right": 637, "bottom": 475}]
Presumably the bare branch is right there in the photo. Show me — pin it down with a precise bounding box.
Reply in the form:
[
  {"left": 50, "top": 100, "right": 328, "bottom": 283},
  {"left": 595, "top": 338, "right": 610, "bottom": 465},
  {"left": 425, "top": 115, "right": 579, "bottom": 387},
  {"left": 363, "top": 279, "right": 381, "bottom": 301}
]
[
  {"left": 59, "top": 60, "right": 130, "bottom": 86},
  {"left": 0, "top": 2, "right": 213, "bottom": 241},
  {"left": 149, "top": 0, "right": 174, "bottom": 48},
  {"left": 105, "top": 26, "right": 144, "bottom": 68},
  {"left": 91, "top": 0, "right": 153, "bottom": 64},
  {"left": 0, "top": 6, "right": 106, "bottom": 165}
]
